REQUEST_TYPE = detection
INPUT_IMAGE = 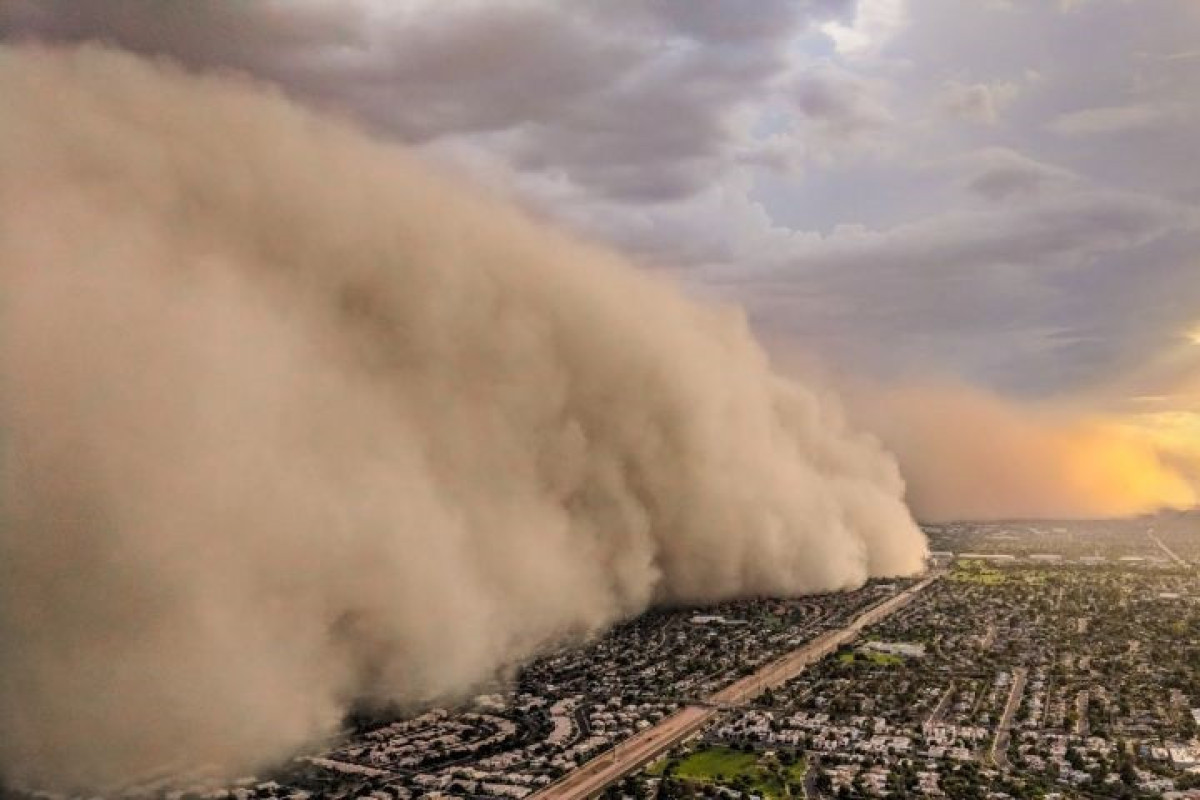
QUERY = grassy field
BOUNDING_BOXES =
[951,561,1049,586]
[760,612,785,631]
[650,746,806,798]
[949,560,1007,584]
[839,650,904,666]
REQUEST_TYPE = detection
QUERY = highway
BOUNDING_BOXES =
[530,571,945,800]
[1147,529,1189,568]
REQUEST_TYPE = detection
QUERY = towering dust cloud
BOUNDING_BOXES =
[844,381,1199,522]
[0,46,927,790]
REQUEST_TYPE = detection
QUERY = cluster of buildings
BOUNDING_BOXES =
[15,579,902,800]
[11,514,1196,800]
[638,517,1199,800]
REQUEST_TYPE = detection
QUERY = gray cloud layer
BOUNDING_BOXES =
[0,0,848,204]
[0,45,925,791]
[5,0,1198,403]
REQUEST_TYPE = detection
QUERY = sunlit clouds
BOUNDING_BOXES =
[820,0,907,57]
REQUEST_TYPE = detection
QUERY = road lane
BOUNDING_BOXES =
[990,667,1027,770]
[1147,529,1189,568]
[531,571,945,800]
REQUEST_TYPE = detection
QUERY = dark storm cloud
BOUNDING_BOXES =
[955,149,1076,202]
[0,2,633,139]
[790,66,892,142]
[716,183,1194,391]
[6,0,1200,446]
[627,0,845,43]
[0,0,850,203]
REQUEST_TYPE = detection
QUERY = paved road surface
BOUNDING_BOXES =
[1075,690,1090,737]
[803,754,821,799]
[990,667,1028,770]
[531,571,945,800]
[1147,529,1189,568]
[531,706,712,800]
[925,681,955,726]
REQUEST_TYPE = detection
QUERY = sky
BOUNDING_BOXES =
[4,0,1200,516]
[0,7,1196,785]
